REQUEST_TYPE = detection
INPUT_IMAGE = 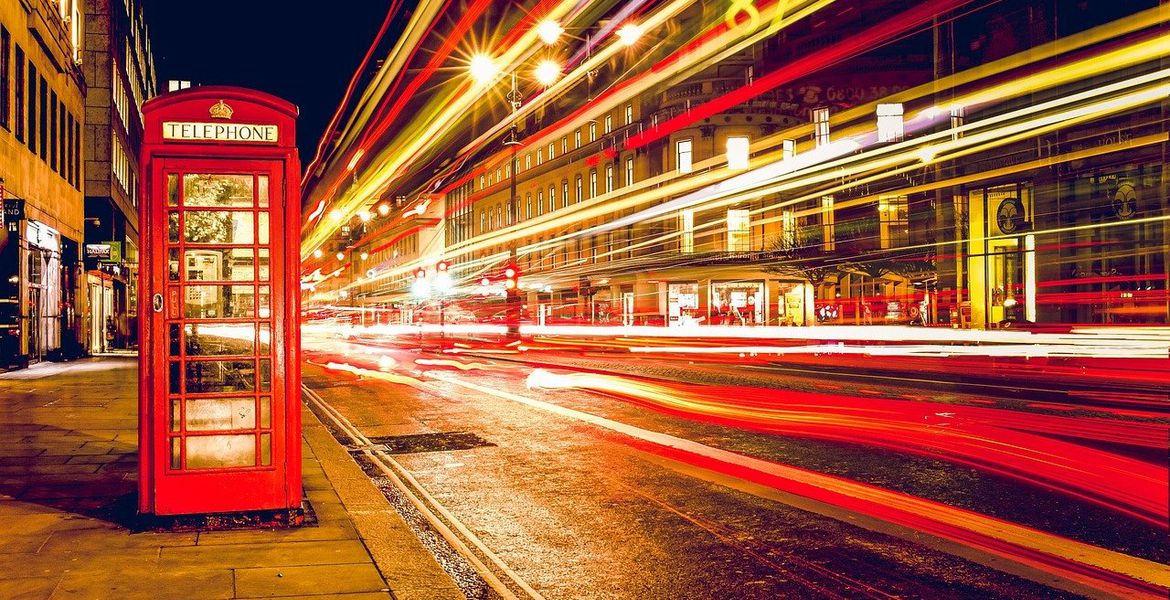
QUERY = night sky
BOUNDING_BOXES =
[143,0,393,166]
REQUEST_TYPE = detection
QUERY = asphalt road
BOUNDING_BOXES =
[301,332,1168,600]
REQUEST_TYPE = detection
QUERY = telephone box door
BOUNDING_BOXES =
[146,158,290,514]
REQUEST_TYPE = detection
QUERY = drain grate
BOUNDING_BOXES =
[367,431,495,454]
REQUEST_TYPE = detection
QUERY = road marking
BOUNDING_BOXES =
[424,369,1170,599]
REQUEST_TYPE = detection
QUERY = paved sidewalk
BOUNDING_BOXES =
[0,357,462,600]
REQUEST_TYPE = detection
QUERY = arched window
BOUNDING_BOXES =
[561,181,569,208]
[548,185,555,212]
[480,210,486,233]
[526,194,533,219]
[575,175,582,203]
[537,191,544,215]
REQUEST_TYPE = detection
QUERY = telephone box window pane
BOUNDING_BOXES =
[260,433,272,466]
[170,400,181,432]
[183,174,254,207]
[169,361,181,394]
[168,324,181,356]
[257,249,270,280]
[259,359,271,392]
[258,323,271,354]
[185,397,256,431]
[184,212,255,244]
[258,212,270,245]
[168,249,180,281]
[257,175,269,208]
[168,213,179,243]
[185,323,257,355]
[184,285,256,319]
[170,438,181,469]
[185,249,258,282]
[259,396,271,428]
[184,360,256,393]
[185,434,255,469]
[258,286,271,318]
[167,174,179,206]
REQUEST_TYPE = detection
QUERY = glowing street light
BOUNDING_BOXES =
[536,20,563,45]
[357,209,371,222]
[359,251,369,260]
[312,249,324,259]
[616,23,642,47]
[377,202,391,216]
[534,59,561,86]
[335,252,346,261]
[329,208,344,221]
[469,53,499,85]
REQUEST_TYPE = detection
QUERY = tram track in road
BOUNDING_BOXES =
[301,382,546,600]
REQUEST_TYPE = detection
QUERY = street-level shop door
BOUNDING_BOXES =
[139,87,301,516]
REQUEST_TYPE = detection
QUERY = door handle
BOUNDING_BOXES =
[153,293,164,313]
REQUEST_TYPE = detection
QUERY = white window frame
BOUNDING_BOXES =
[726,136,750,170]
[727,209,750,252]
[625,157,634,186]
[676,138,693,173]
[680,209,694,254]
[876,103,904,143]
[813,108,831,147]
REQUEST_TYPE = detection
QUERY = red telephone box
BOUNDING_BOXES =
[138,87,301,516]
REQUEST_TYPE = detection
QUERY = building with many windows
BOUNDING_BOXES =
[81,0,157,352]
[0,0,87,367]
[307,0,1168,331]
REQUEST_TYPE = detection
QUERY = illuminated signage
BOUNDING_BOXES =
[162,121,279,143]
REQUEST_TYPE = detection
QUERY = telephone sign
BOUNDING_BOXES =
[138,87,302,517]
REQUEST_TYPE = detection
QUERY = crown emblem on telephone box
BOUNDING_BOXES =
[209,100,234,120]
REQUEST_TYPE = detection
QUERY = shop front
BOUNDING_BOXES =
[710,280,765,326]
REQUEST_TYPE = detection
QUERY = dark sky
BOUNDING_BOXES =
[143,0,393,166]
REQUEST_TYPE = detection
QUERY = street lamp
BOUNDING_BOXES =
[534,59,562,86]
[411,267,429,352]
[434,261,452,350]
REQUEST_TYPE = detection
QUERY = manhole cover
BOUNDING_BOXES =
[368,431,495,454]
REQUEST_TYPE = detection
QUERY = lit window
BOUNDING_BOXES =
[526,194,533,219]
[575,175,582,203]
[676,138,693,173]
[525,154,531,170]
[727,210,750,252]
[950,106,965,141]
[782,139,795,160]
[726,136,750,169]
[625,157,634,186]
[625,104,633,125]
[548,142,554,160]
[605,164,613,193]
[876,103,904,143]
[589,171,597,198]
[561,136,567,155]
[813,108,830,147]
[496,167,502,181]
[537,191,544,215]
[548,185,555,212]
[781,209,796,248]
[589,121,597,142]
[821,196,835,251]
[479,175,485,189]
[505,163,511,177]
[575,130,581,148]
[604,114,612,134]
[537,148,543,165]
[562,181,569,208]
[879,195,909,249]
[680,210,694,254]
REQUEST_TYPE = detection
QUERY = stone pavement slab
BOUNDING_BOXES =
[0,357,461,599]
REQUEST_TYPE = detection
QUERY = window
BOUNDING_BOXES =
[781,209,796,248]
[38,76,47,161]
[625,104,633,125]
[1,26,9,130]
[548,185,555,212]
[526,194,533,219]
[680,209,694,254]
[525,154,531,170]
[879,195,909,249]
[496,167,502,181]
[726,136,749,169]
[575,175,582,203]
[625,157,634,187]
[479,175,485,189]
[876,103,904,143]
[14,45,24,142]
[589,170,597,198]
[548,142,554,160]
[782,139,795,160]
[49,94,58,173]
[506,202,513,225]
[950,106,965,141]
[676,139,693,173]
[537,191,544,215]
[561,181,568,208]
[497,206,503,229]
[821,196,835,251]
[813,107,830,147]
[605,164,613,193]
[604,114,612,134]
[480,210,486,233]
[27,63,36,153]
[561,136,567,155]
[589,121,597,142]
[727,209,750,252]
[505,162,511,177]
[574,130,581,148]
